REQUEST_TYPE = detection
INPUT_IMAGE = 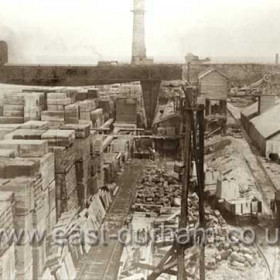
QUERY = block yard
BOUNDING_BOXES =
[1,0,280,279]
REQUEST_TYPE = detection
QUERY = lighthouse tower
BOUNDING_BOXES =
[131,0,148,64]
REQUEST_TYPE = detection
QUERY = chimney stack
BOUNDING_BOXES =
[276,53,279,65]
[131,0,147,64]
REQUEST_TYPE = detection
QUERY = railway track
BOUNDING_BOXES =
[228,104,276,280]
[227,105,278,210]
[75,159,146,280]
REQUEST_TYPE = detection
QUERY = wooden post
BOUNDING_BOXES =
[146,87,204,280]
[189,102,206,280]
[177,87,192,280]
[198,105,206,280]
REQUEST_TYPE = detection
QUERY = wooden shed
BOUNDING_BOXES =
[240,102,258,133]
[248,103,280,157]
[199,68,229,100]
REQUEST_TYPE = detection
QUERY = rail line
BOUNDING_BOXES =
[227,106,278,204]
[228,105,275,280]
[75,159,146,280]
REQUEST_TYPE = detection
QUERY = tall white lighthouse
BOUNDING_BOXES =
[131,0,147,64]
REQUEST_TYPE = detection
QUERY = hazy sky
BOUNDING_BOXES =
[0,0,280,64]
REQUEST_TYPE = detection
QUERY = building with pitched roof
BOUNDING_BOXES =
[247,102,280,157]
[198,68,229,100]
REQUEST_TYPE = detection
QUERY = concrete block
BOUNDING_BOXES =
[15,244,33,276]
[0,149,15,158]
[61,124,90,139]
[64,252,76,280]
[47,105,65,111]
[73,137,91,162]
[0,124,21,140]
[23,107,41,122]
[49,146,75,174]
[14,212,33,232]
[46,207,57,235]
[216,179,240,200]
[33,244,47,280]
[29,153,55,190]
[3,93,25,105]
[41,268,55,280]
[65,103,80,124]
[3,104,24,117]
[45,120,65,129]
[0,140,48,157]
[87,89,99,99]
[20,121,49,130]
[55,262,69,280]
[47,181,56,212]
[42,130,75,147]
[0,244,16,280]
[79,100,97,112]
[0,177,36,215]
[0,158,40,178]
[4,129,46,140]
[0,117,24,124]
[47,92,75,103]
[55,165,77,200]
[41,111,64,122]
[47,97,72,106]
[0,191,15,231]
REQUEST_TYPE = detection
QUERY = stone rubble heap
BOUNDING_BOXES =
[119,163,264,280]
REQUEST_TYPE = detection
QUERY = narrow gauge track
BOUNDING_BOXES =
[228,105,275,279]
[76,159,146,280]
[227,106,278,202]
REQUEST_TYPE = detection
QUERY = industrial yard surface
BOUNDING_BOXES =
[0,0,280,279]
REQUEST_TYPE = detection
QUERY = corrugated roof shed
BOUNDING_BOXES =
[241,102,258,117]
[250,103,280,139]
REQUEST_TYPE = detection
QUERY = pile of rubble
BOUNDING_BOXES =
[118,163,267,280]
[133,166,182,211]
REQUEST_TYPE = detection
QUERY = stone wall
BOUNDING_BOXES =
[183,63,280,86]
